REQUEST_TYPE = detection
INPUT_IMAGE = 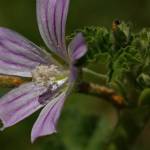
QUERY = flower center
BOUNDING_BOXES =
[32,65,68,89]
[32,65,69,105]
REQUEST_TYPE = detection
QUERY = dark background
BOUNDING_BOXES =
[0,0,150,150]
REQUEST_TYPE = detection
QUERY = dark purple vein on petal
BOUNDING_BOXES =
[14,97,38,114]
[60,0,66,51]
[50,97,64,125]
[41,0,53,46]
[45,0,57,49]
[39,99,59,132]
[1,84,35,105]
[0,39,46,64]
[53,0,58,47]
[4,49,45,64]
[2,91,30,105]
[0,42,45,64]
[0,36,41,57]
[0,59,33,69]
[73,41,85,53]
[7,39,44,59]
[10,96,40,122]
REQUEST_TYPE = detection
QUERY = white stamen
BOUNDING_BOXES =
[32,65,68,88]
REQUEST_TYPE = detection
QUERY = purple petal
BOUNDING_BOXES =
[0,82,47,130]
[37,0,69,59]
[68,33,87,62]
[31,90,66,143]
[0,27,53,77]
[69,66,78,83]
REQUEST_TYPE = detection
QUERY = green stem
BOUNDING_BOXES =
[82,68,107,81]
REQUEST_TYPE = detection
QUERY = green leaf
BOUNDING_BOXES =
[139,88,150,106]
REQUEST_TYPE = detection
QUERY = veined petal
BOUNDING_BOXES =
[68,33,87,62]
[37,0,70,59]
[0,27,53,77]
[31,90,67,143]
[0,82,47,130]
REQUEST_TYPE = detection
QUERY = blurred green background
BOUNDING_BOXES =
[0,0,150,150]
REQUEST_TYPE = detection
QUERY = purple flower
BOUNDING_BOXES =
[0,0,87,142]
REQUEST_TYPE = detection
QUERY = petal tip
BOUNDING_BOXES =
[31,128,57,143]
[68,32,88,61]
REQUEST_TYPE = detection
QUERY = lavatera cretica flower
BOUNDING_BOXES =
[0,0,87,142]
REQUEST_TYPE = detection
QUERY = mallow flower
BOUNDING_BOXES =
[0,0,87,142]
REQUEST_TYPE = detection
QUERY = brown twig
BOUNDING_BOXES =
[0,75,30,88]
[77,81,127,108]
